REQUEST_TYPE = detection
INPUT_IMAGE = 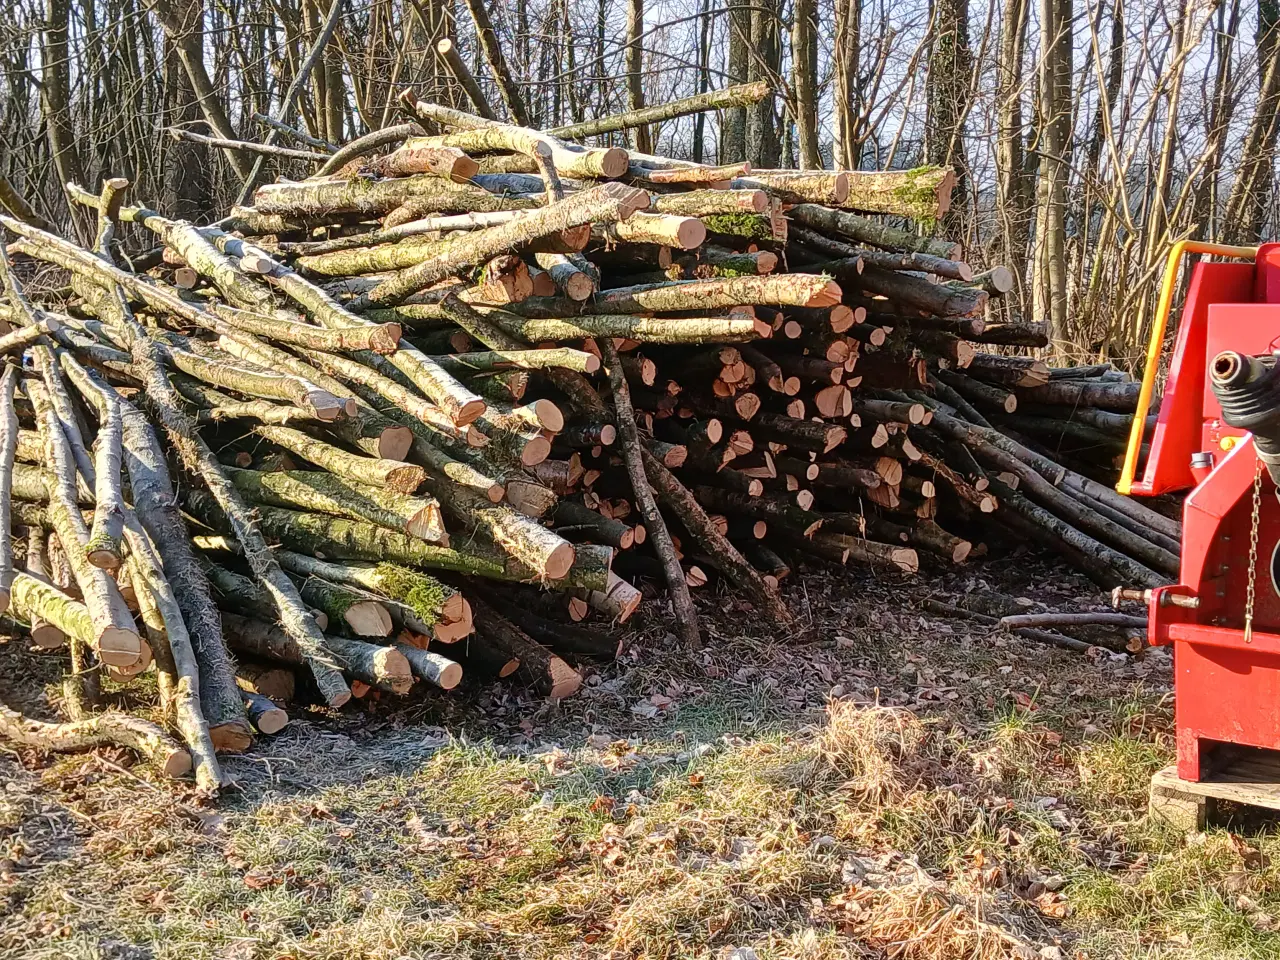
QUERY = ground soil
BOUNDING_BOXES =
[1,549,1277,960]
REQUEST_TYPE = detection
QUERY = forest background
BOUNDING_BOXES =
[0,0,1276,362]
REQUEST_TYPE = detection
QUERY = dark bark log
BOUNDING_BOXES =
[642,448,792,626]
[467,595,581,697]
[601,337,700,646]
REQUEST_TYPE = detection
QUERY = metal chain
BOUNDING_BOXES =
[1245,458,1264,644]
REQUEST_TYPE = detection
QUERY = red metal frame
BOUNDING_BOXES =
[1139,244,1280,780]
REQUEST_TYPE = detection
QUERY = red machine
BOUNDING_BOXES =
[1121,242,1280,782]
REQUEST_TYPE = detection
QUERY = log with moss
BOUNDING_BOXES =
[0,700,192,778]
[226,467,446,542]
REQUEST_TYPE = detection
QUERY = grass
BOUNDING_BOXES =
[3,560,1280,958]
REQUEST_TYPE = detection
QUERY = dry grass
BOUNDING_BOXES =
[825,855,1040,960]
[3,556,1280,959]
[817,700,926,805]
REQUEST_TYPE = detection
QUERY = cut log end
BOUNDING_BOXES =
[160,747,195,779]
[599,147,630,179]
[345,601,395,637]
[987,265,1014,293]
[734,394,761,420]
[935,170,958,218]
[520,434,553,466]
[305,390,346,422]
[436,660,464,689]
[29,622,66,649]
[406,505,446,542]
[373,646,414,695]
[806,280,843,307]
[386,463,428,494]
[564,273,596,302]
[530,398,565,432]
[432,617,474,643]
[85,546,123,571]
[449,156,481,183]
[377,426,415,461]
[543,541,577,581]
[832,171,851,204]
[675,219,708,250]
[96,627,144,667]
[890,548,920,574]
[251,705,290,735]
[368,323,403,354]
[454,398,487,427]
[209,722,255,753]
[547,657,582,699]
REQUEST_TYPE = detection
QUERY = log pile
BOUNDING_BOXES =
[0,87,1176,791]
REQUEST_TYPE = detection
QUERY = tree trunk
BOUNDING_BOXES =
[693,0,712,161]
[832,0,861,169]
[1224,2,1280,241]
[723,0,751,160]
[625,0,652,153]
[161,0,214,222]
[996,0,1030,273]
[1033,0,1072,351]
[459,0,532,125]
[745,0,781,167]
[790,0,820,169]
[41,0,88,239]
[149,0,254,179]
[926,0,972,219]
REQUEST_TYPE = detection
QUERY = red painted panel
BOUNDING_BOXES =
[1135,261,1254,495]
[1253,243,1280,303]
[1175,639,1280,779]
[1140,251,1280,781]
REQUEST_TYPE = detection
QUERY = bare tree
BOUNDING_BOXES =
[792,0,821,168]
[1224,1,1280,241]
[832,0,862,169]
[1033,0,1072,351]
[625,0,651,152]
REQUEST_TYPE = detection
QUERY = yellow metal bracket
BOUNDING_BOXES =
[1116,240,1259,495]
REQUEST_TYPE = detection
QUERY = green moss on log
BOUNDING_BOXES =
[374,563,452,625]
[701,213,773,241]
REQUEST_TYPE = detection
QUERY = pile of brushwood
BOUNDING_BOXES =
[0,84,1178,792]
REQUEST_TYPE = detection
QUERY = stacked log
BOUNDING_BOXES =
[0,87,1174,792]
